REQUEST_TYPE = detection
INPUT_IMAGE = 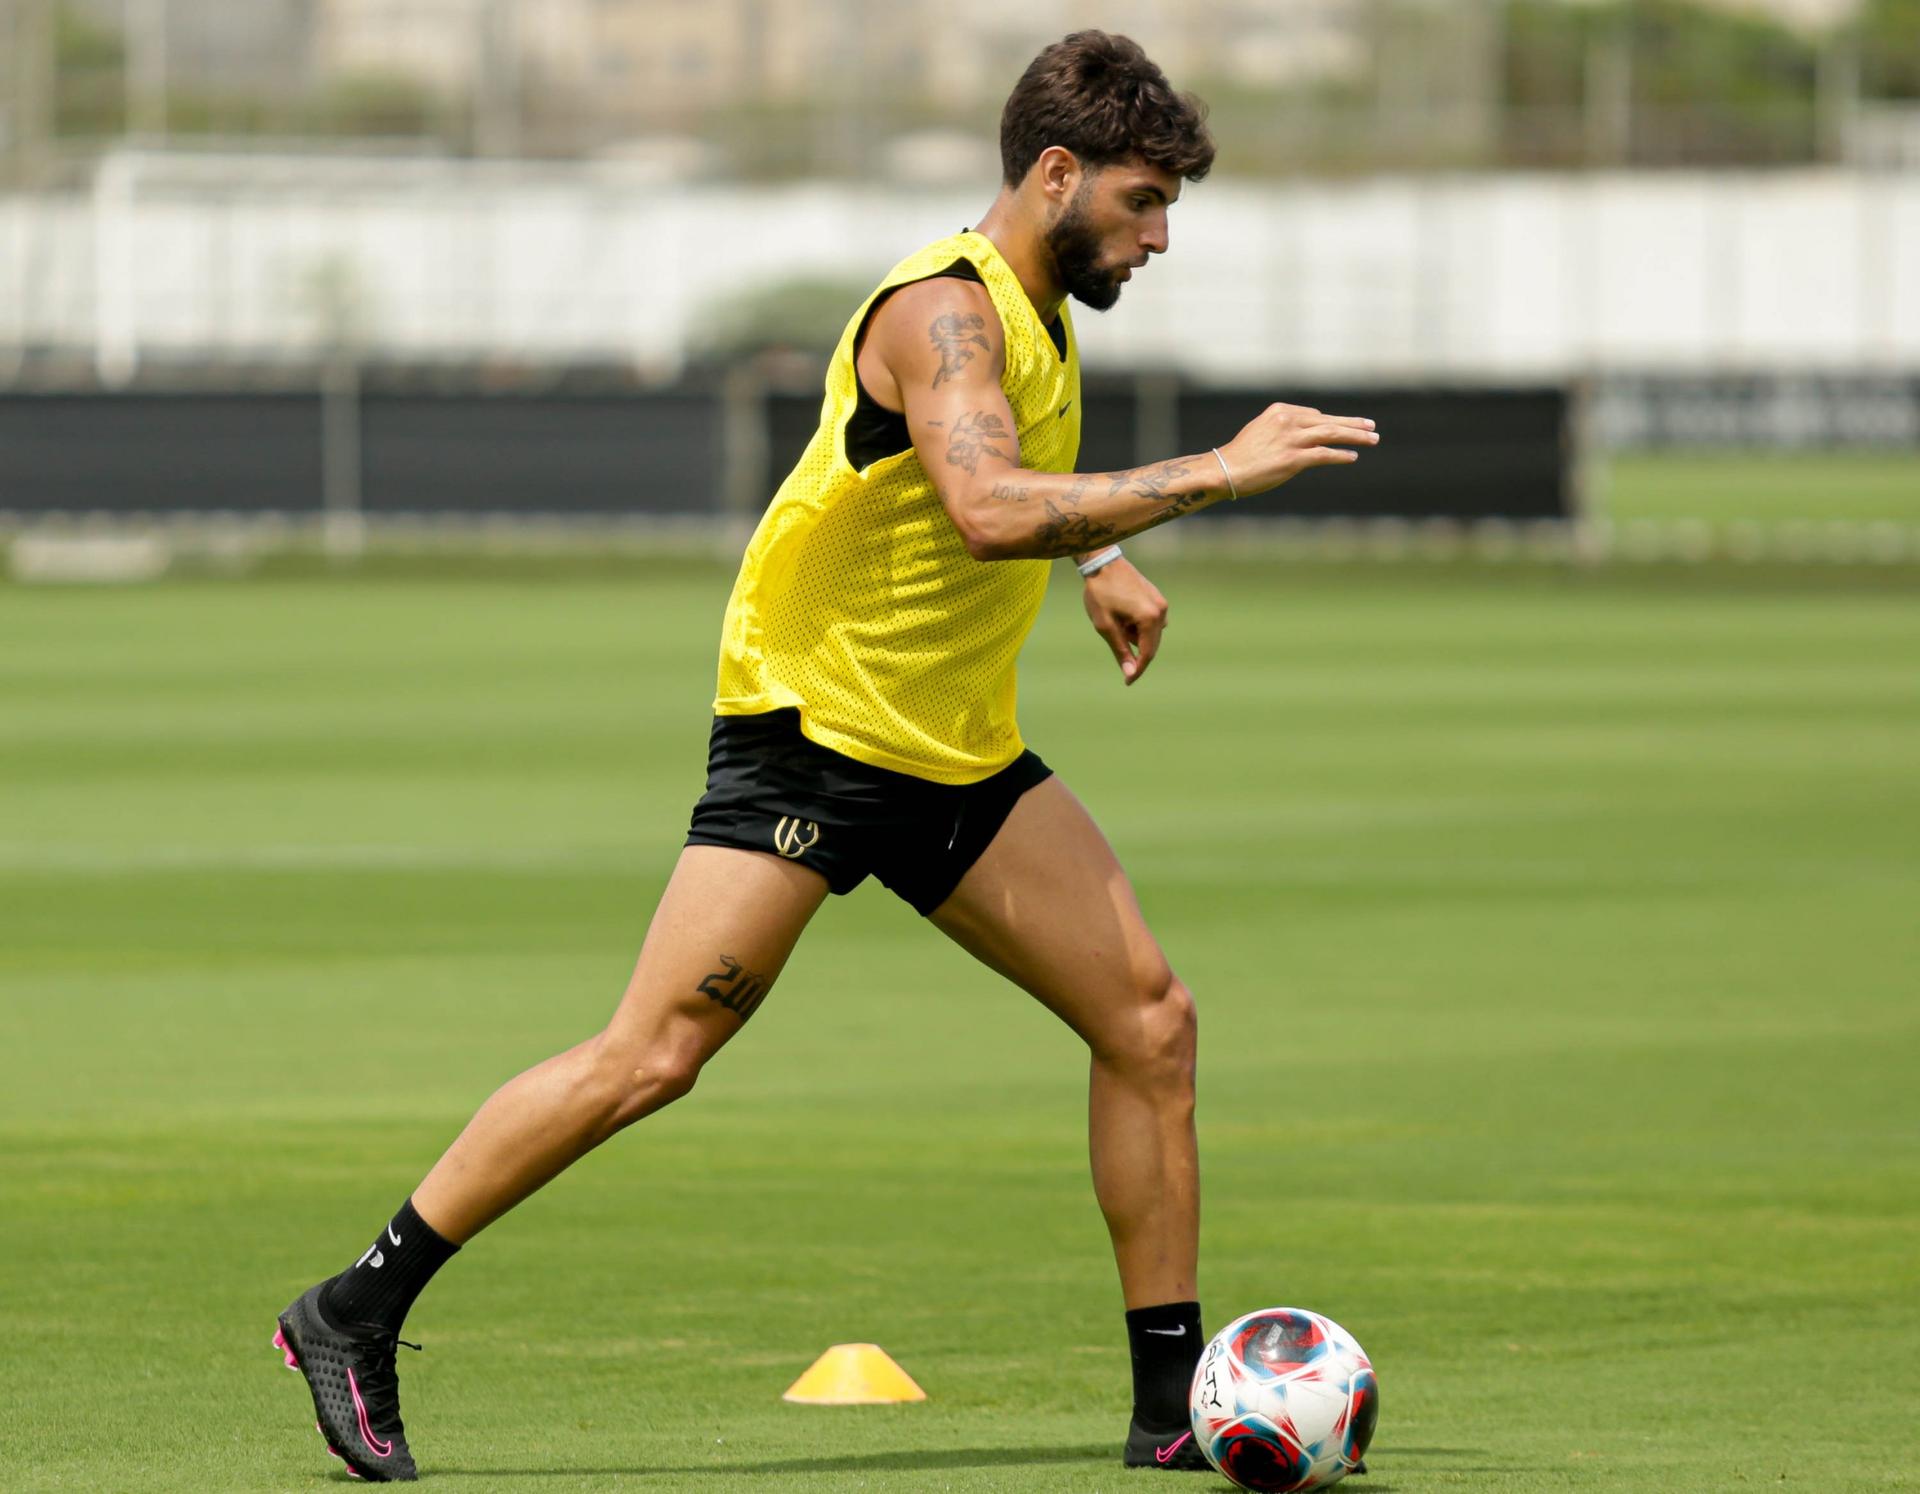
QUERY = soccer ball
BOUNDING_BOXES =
[1188,1307,1378,1492]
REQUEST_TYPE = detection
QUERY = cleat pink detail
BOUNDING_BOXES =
[347,1367,393,1458]
[273,1327,300,1370]
[1155,1432,1193,1464]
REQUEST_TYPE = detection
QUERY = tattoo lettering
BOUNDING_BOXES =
[1035,497,1119,557]
[697,955,772,1022]
[929,312,990,388]
[944,410,1013,475]
[989,482,1031,503]
[1059,473,1093,506]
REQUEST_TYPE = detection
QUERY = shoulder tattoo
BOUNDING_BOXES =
[929,312,991,389]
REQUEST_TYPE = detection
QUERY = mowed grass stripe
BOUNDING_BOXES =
[2,564,1916,1491]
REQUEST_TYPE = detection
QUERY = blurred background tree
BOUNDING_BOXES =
[1861,0,1920,97]
[14,0,1920,179]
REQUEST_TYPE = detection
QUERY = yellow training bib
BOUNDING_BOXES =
[713,230,1082,784]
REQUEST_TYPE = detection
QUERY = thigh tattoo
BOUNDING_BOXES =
[696,955,772,1022]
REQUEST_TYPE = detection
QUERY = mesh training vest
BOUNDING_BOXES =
[713,229,1082,784]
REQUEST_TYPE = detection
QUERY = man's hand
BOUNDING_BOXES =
[1215,403,1379,498]
[1082,557,1169,686]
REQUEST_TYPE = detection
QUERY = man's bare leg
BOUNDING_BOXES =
[929,777,1198,1307]
[275,845,828,1480]
[413,844,829,1242]
[928,776,1204,1463]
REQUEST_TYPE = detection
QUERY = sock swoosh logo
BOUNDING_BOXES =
[1155,1432,1192,1464]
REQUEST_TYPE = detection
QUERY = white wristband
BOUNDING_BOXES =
[1212,447,1240,500]
[1076,544,1124,578]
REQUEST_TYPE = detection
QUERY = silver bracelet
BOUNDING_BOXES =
[1212,447,1240,500]
[1076,544,1124,578]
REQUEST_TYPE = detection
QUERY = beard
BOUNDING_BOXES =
[1045,186,1125,312]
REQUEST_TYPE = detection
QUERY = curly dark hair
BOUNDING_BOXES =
[999,31,1215,187]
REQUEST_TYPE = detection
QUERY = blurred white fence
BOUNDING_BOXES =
[2,150,1918,382]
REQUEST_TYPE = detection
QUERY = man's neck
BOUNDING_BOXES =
[973,191,1065,323]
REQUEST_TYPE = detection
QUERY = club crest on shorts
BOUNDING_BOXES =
[773,816,821,859]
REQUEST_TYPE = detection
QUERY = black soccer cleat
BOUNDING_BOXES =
[273,1280,422,1482]
[1124,1417,1213,1471]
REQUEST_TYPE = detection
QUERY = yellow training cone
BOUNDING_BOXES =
[782,1343,927,1404]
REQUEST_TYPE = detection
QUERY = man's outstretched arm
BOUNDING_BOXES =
[870,277,1381,561]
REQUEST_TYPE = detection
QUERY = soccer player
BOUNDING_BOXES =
[273,30,1378,1481]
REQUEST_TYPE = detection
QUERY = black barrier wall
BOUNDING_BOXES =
[0,378,1575,521]
[1184,388,1570,522]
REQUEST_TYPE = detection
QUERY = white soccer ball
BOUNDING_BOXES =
[1188,1307,1379,1492]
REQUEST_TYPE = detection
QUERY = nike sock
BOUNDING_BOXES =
[321,1198,459,1334]
[1126,1300,1204,1429]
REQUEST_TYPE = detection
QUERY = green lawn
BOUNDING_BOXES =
[3,562,1917,1491]
[1603,450,1920,524]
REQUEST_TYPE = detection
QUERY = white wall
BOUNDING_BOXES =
[3,151,1917,382]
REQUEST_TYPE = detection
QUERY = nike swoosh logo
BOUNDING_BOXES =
[1058,401,1072,417]
[348,1366,394,1458]
[1145,1324,1187,1336]
[388,1224,402,1247]
[1155,1432,1192,1464]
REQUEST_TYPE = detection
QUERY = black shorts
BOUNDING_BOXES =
[685,709,1054,916]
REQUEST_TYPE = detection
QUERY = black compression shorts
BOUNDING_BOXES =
[684,709,1053,916]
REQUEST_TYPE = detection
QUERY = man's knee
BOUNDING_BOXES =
[1101,967,1198,1093]
[584,1029,706,1131]
[1148,976,1199,1085]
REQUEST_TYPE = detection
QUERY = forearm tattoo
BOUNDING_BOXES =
[1108,457,1194,502]
[1138,488,1215,530]
[944,410,1013,475]
[1031,458,1218,554]
[1035,498,1120,556]
[696,955,772,1022]
[929,313,990,388]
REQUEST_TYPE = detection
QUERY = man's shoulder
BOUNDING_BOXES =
[862,271,1004,386]
[870,271,999,331]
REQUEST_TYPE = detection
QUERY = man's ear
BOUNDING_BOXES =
[1033,145,1083,207]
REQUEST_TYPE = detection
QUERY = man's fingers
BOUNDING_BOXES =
[1310,447,1361,465]
[1098,621,1134,674]
[1314,424,1379,447]
[1129,618,1164,686]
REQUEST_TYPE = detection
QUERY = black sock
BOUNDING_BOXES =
[321,1198,459,1334]
[1126,1300,1204,1430]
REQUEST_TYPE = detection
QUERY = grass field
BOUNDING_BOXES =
[1603,451,1920,524]
[4,559,1918,1492]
